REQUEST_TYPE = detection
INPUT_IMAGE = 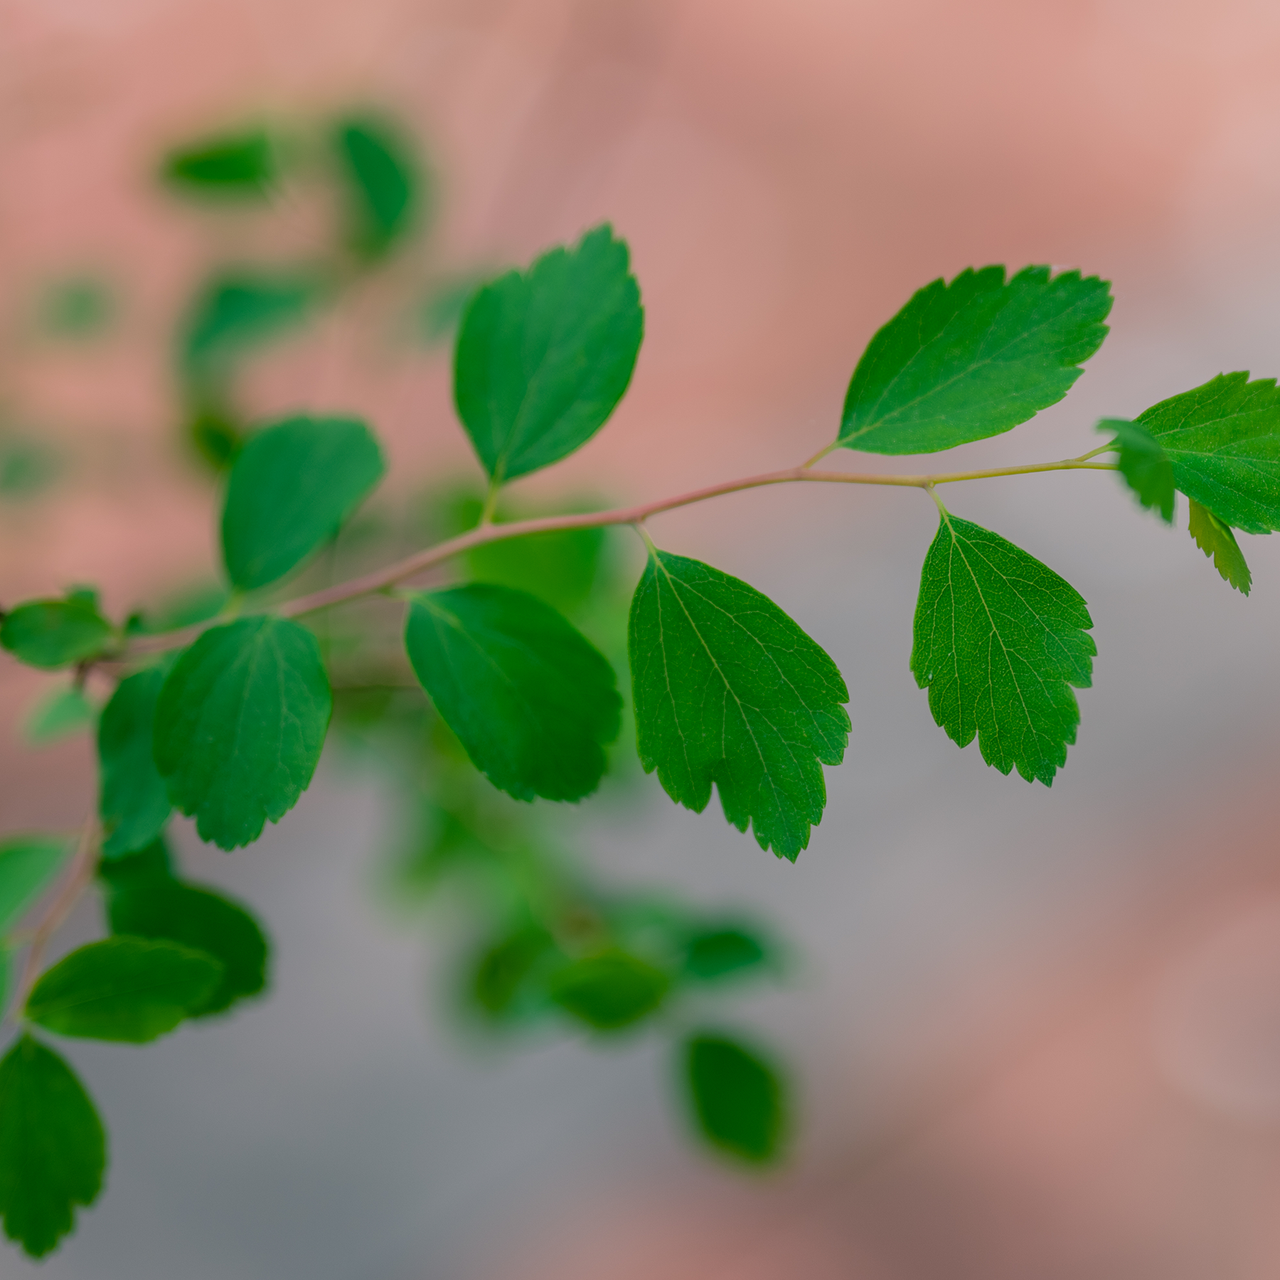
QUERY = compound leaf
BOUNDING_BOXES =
[404,584,620,802]
[25,937,222,1043]
[628,551,849,861]
[162,129,275,199]
[1136,372,1280,534]
[454,225,643,483]
[98,666,172,859]
[681,1032,787,1164]
[1,598,112,670]
[221,415,385,590]
[334,116,420,260]
[547,951,669,1031]
[154,616,332,849]
[1189,498,1251,594]
[911,512,1094,784]
[837,265,1112,455]
[0,1035,105,1259]
[0,835,70,936]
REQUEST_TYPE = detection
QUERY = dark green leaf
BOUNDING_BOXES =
[836,266,1111,455]
[0,835,70,935]
[154,616,332,849]
[467,925,560,1021]
[1188,498,1251,595]
[628,550,849,861]
[682,1033,786,1163]
[25,937,222,1043]
[404,584,620,802]
[24,685,95,745]
[1099,417,1175,522]
[683,926,769,982]
[162,129,275,198]
[0,1035,105,1259]
[98,666,172,859]
[454,225,643,483]
[1,598,112,669]
[547,950,669,1031]
[334,117,420,260]
[182,271,316,376]
[221,415,386,590]
[96,835,172,888]
[185,400,244,471]
[1136,372,1280,534]
[911,512,1094,784]
[107,880,268,1017]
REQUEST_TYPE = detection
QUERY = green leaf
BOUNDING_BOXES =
[25,936,222,1043]
[334,116,420,260]
[681,1032,787,1164]
[1,598,112,670]
[1188,498,1252,595]
[836,265,1112,455]
[404,584,621,802]
[454,224,643,483]
[628,550,849,861]
[910,512,1095,784]
[162,129,275,198]
[467,925,560,1022]
[1099,417,1175,522]
[98,666,172,859]
[547,950,669,1031]
[182,271,316,376]
[221,415,386,590]
[0,948,9,1019]
[107,879,268,1017]
[97,835,172,887]
[154,616,332,849]
[1136,372,1280,534]
[682,926,769,982]
[24,685,95,745]
[0,835,70,936]
[0,1035,105,1259]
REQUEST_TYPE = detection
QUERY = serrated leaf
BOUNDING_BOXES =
[547,951,669,1031]
[628,551,849,861]
[911,512,1095,784]
[98,666,172,859]
[154,616,332,849]
[681,1032,787,1164]
[162,129,275,198]
[1,599,112,670]
[404,584,620,802]
[0,835,70,936]
[0,1035,105,1259]
[25,937,222,1043]
[682,926,769,983]
[182,271,316,377]
[1188,498,1251,594]
[1136,372,1280,534]
[454,224,643,483]
[221,415,385,590]
[836,265,1112,455]
[24,685,95,745]
[1099,417,1175,522]
[334,116,420,260]
[107,879,268,1017]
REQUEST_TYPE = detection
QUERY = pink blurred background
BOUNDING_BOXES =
[7,0,1280,1275]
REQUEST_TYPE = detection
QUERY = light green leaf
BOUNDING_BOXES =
[1099,417,1175,522]
[911,511,1095,784]
[404,584,620,802]
[1,598,112,670]
[98,666,172,859]
[0,1035,105,1259]
[837,265,1112,455]
[25,936,222,1043]
[454,225,643,483]
[1188,498,1251,594]
[162,129,275,199]
[154,616,332,849]
[182,271,316,377]
[628,551,849,861]
[24,685,95,745]
[681,1032,787,1164]
[547,951,669,1031]
[221,415,385,590]
[0,835,70,936]
[1136,372,1280,534]
[334,116,421,260]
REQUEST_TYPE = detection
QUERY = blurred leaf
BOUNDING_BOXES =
[98,666,172,860]
[1099,417,1175,523]
[186,401,245,471]
[419,272,487,344]
[24,685,95,745]
[682,926,769,983]
[0,835,70,935]
[1188,498,1252,594]
[0,946,9,1019]
[467,924,561,1022]
[1,598,113,670]
[96,834,173,888]
[334,116,421,261]
[221,415,385,590]
[0,436,59,501]
[181,271,317,377]
[39,277,114,339]
[681,1033,787,1164]
[133,582,230,635]
[0,1035,105,1259]
[25,936,222,1043]
[162,129,276,199]
[547,950,669,1031]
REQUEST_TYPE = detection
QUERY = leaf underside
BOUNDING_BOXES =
[1188,498,1252,594]
[628,551,849,861]
[910,513,1095,785]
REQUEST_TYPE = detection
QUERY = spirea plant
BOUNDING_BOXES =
[2,175,1275,1255]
